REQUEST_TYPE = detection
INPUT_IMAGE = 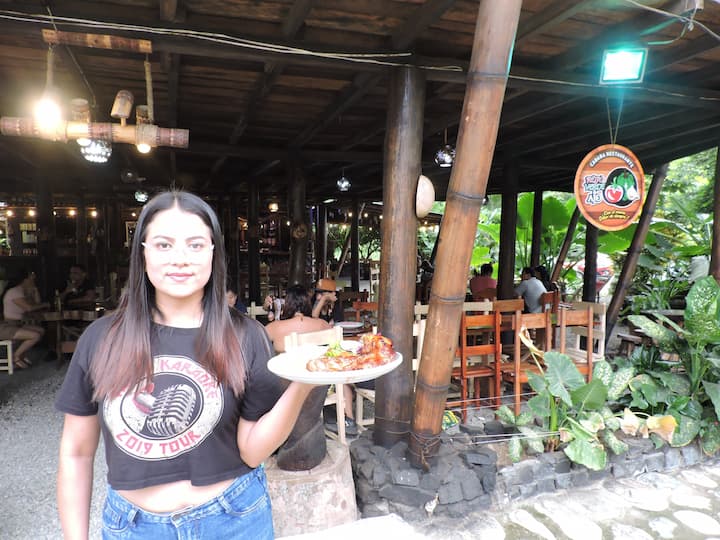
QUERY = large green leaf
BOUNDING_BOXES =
[519,426,545,454]
[608,366,636,400]
[564,438,607,471]
[701,422,720,455]
[495,405,516,425]
[655,372,691,396]
[702,380,720,422]
[578,411,606,434]
[601,429,629,455]
[600,406,621,430]
[527,371,547,394]
[508,435,522,462]
[544,352,586,406]
[670,414,701,447]
[528,394,551,419]
[627,315,678,349]
[541,196,572,229]
[515,411,534,427]
[570,378,609,411]
[593,361,612,387]
[685,276,720,343]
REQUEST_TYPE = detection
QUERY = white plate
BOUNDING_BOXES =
[267,345,402,384]
[336,321,364,329]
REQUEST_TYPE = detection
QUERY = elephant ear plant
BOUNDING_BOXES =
[496,332,675,470]
[628,275,720,453]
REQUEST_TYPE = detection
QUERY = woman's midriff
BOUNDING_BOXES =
[117,477,236,513]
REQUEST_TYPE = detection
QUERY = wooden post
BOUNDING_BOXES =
[288,162,309,286]
[583,223,598,302]
[409,0,522,467]
[497,160,519,300]
[711,148,720,282]
[247,183,261,304]
[530,190,543,268]
[550,207,580,283]
[227,195,240,295]
[351,199,360,291]
[35,173,58,298]
[606,163,669,338]
[374,66,425,448]
[76,197,88,268]
[316,203,328,279]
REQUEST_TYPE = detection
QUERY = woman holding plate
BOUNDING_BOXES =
[55,190,315,539]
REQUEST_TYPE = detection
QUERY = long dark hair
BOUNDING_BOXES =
[90,190,246,399]
[281,285,312,319]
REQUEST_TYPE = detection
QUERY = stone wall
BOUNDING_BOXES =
[350,428,715,522]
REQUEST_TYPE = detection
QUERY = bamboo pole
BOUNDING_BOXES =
[710,148,720,282]
[43,29,152,54]
[409,0,522,467]
[550,207,580,283]
[0,118,189,148]
[374,66,425,448]
[351,199,360,290]
[606,163,669,338]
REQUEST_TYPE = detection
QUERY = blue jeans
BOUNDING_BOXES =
[102,467,274,539]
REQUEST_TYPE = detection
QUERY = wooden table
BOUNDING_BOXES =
[41,309,100,360]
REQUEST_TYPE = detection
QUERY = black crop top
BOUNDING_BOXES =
[55,315,285,490]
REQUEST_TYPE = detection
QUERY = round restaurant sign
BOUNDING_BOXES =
[574,144,645,231]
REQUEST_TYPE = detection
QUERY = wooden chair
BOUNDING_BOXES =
[283,326,348,443]
[447,311,502,422]
[247,301,269,320]
[473,287,498,301]
[501,309,553,415]
[540,290,560,314]
[0,340,13,375]
[557,304,594,381]
[569,301,606,363]
[339,290,369,320]
[350,301,378,322]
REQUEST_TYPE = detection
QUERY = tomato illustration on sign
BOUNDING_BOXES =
[604,184,623,204]
[603,167,639,208]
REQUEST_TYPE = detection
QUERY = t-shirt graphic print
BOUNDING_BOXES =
[103,354,224,461]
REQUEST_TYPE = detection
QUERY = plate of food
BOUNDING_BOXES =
[268,334,402,384]
[336,321,364,330]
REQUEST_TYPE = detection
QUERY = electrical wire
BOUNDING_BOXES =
[620,0,720,43]
[0,10,463,72]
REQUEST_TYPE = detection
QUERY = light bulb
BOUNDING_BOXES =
[34,95,63,136]
[76,137,91,147]
[136,143,152,154]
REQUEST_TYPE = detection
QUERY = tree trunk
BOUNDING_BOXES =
[373,66,425,448]
[606,163,668,338]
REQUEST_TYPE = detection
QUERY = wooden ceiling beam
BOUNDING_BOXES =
[208,0,317,177]
[515,0,596,45]
[181,142,380,162]
[391,0,458,50]
[159,0,186,23]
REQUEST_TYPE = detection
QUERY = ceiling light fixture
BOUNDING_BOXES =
[80,139,112,163]
[134,189,149,203]
[337,168,351,192]
[268,201,279,213]
[34,46,63,139]
[599,48,648,85]
[434,129,455,168]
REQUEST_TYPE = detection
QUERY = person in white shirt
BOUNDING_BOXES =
[0,268,48,368]
[514,267,547,313]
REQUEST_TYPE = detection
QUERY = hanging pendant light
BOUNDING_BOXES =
[434,128,455,168]
[337,168,351,192]
[80,139,112,163]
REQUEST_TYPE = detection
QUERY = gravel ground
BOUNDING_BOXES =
[0,358,107,540]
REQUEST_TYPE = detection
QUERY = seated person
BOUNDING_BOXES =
[226,285,248,314]
[312,278,343,323]
[514,266,548,313]
[0,269,49,369]
[469,263,497,300]
[59,264,97,308]
[534,264,558,292]
[264,284,331,353]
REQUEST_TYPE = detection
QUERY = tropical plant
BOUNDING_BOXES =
[628,276,720,454]
[496,355,636,471]
[622,277,690,317]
